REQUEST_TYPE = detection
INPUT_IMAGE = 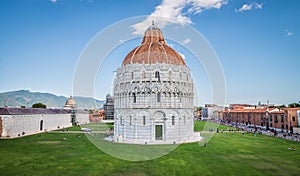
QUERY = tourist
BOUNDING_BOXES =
[288,147,295,151]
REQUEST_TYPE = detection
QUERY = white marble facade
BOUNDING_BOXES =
[0,109,90,138]
[1,113,72,138]
[113,24,196,144]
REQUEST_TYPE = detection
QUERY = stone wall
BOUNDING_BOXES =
[0,117,2,137]
[1,114,72,138]
[76,113,90,125]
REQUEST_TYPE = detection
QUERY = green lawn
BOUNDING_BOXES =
[194,120,237,131]
[0,123,300,176]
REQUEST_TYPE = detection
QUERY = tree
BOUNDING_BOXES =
[269,104,286,109]
[278,104,286,109]
[196,106,202,111]
[288,103,300,108]
[31,103,47,108]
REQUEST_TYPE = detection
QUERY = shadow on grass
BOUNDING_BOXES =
[81,122,179,161]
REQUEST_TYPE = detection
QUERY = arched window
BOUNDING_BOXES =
[121,116,124,125]
[143,116,146,125]
[130,116,132,125]
[131,72,134,80]
[168,71,172,79]
[157,92,161,102]
[172,116,175,125]
[40,120,43,131]
[133,93,136,103]
[142,71,146,79]
[184,116,186,124]
[155,71,160,81]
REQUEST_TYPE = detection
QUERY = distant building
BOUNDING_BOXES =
[63,96,77,125]
[298,110,300,127]
[63,96,77,110]
[194,106,202,118]
[103,94,114,120]
[294,110,300,134]
[99,110,105,120]
[216,104,300,133]
[286,108,300,133]
[89,110,105,122]
[202,104,223,119]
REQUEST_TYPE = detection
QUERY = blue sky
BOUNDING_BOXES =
[0,0,299,106]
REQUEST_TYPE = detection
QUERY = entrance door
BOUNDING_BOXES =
[0,117,2,137]
[71,114,76,126]
[40,120,43,131]
[155,125,163,140]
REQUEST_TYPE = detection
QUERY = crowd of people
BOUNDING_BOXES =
[201,119,300,142]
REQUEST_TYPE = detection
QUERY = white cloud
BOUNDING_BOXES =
[80,0,93,2]
[178,52,186,59]
[50,0,58,3]
[182,38,192,44]
[236,4,251,12]
[132,0,227,35]
[118,39,125,44]
[168,43,175,48]
[285,29,294,36]
[235,2,263,12]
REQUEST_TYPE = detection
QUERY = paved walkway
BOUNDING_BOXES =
[104,132,202,145]
[50,131,109,134]
[206,121,300,142]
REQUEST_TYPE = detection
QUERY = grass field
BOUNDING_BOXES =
[194,120,237,131]
[0,121,300,176]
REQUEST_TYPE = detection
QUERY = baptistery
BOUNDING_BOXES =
[113,23,195,144]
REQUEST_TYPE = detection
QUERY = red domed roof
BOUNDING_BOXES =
[122,23,186,66]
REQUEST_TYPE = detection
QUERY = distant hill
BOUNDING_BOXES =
[0,90,105,109]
